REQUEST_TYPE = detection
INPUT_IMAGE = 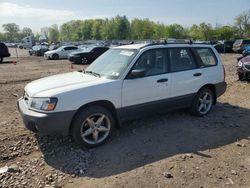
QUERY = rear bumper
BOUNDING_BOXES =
[17,98,75,135]
[215,81,227,97]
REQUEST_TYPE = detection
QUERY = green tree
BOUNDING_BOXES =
[48,24,60,42]
[187,24,201,40]
[215,26,236,40]
[235,9,250,37]
[92,19,104,40]
[2,23,20,42]
[166,24,186,39]
[113,15,130,39]
[21,27,33,37]
[199,22,214,40]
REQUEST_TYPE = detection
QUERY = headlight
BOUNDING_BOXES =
[30,97,57,111]
[238,61,243,67]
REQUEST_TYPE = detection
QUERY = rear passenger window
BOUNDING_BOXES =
[169,48,196,72]
[195,48,217,67]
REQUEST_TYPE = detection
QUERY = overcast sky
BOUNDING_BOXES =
[0,0,249,33]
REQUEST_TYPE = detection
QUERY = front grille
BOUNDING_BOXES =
[244,64,250,70]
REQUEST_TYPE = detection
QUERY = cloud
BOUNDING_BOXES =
[0,2,79,22]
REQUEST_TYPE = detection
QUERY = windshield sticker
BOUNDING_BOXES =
[120,50,134,56]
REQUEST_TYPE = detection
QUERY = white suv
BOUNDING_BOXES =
[18,43,227,147]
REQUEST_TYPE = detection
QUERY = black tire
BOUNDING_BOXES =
[52,54,59,60]
[238,73,246,81]
[81,57,88,64]
[190,88,214,116]
[0,57,3,63]
[71,106,114,148]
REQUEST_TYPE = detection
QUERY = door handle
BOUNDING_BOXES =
[157,78,168,83]
[193,73,202,77]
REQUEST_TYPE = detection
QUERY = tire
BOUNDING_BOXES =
[238,73,246,81]
[190,88,214,116]
[0,57,3,63]
[71,106,114,148]
[52,54,59,60]
[81,57,88,64]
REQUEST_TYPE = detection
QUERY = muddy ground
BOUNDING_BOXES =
[0,48,249,188]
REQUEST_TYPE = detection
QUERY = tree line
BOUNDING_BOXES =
[1,9,250,43]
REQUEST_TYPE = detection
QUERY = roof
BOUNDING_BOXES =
[114,42,213,50]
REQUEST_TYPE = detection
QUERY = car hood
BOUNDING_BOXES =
[45,49,57,54]
[241,55,250,64]
[25,71,109,97]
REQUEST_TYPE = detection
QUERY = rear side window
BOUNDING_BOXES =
[195,48,217,67]
[169,48,197,72]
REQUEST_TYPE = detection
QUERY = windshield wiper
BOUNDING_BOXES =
[83,70,101,77]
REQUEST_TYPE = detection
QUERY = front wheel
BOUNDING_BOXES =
[238,73,246,81]
[71,106,114,148]
[52,54,59,60]
[190,88,214,116]
[0,57,3,63]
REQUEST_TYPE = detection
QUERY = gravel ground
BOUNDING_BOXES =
[0,48,249,188]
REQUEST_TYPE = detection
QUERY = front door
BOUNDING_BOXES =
[121,49,171,117]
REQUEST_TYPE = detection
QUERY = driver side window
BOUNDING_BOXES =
[133,49,168,77]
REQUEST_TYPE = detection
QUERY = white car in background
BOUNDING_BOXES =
[44,45,79,60]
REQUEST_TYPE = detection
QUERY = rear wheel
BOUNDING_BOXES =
[52,54,59,60]
[0,57,3,63]
[71,106,114,148]
[190,88,214,116]
[81,57,88,64]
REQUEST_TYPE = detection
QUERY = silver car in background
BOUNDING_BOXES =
[44,45,79,60]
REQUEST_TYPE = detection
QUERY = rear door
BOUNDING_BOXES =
[169,47,203,102]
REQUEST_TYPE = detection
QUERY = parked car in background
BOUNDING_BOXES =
[29,45,49,56]
[214,40,234,53]
[0,43,11,63]
[68,46,109,64]
[237,55,250,80]
[44,45,79,60]
[233,39,250,53]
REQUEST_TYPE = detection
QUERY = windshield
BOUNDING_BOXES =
[85,48,138,79]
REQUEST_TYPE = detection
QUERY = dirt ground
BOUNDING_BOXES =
[0,48,249,188]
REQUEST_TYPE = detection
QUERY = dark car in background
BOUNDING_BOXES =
[214,40,234,53]
[68,46,109,64]
[233,39,250,53]
[0,43,11,63]
[29,45,49,56]
[237,55,250,80]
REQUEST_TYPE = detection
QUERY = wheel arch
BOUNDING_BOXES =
[69,100,121,134]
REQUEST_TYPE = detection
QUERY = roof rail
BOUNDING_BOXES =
[143,39,194,48]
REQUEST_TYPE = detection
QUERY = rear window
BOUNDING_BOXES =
[234,40,243,45]
[195,48,217,67]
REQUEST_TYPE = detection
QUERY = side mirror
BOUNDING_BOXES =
[128,69,146,79]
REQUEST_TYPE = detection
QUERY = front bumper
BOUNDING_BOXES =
[17,98,75,135]
[44,54,51,60]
